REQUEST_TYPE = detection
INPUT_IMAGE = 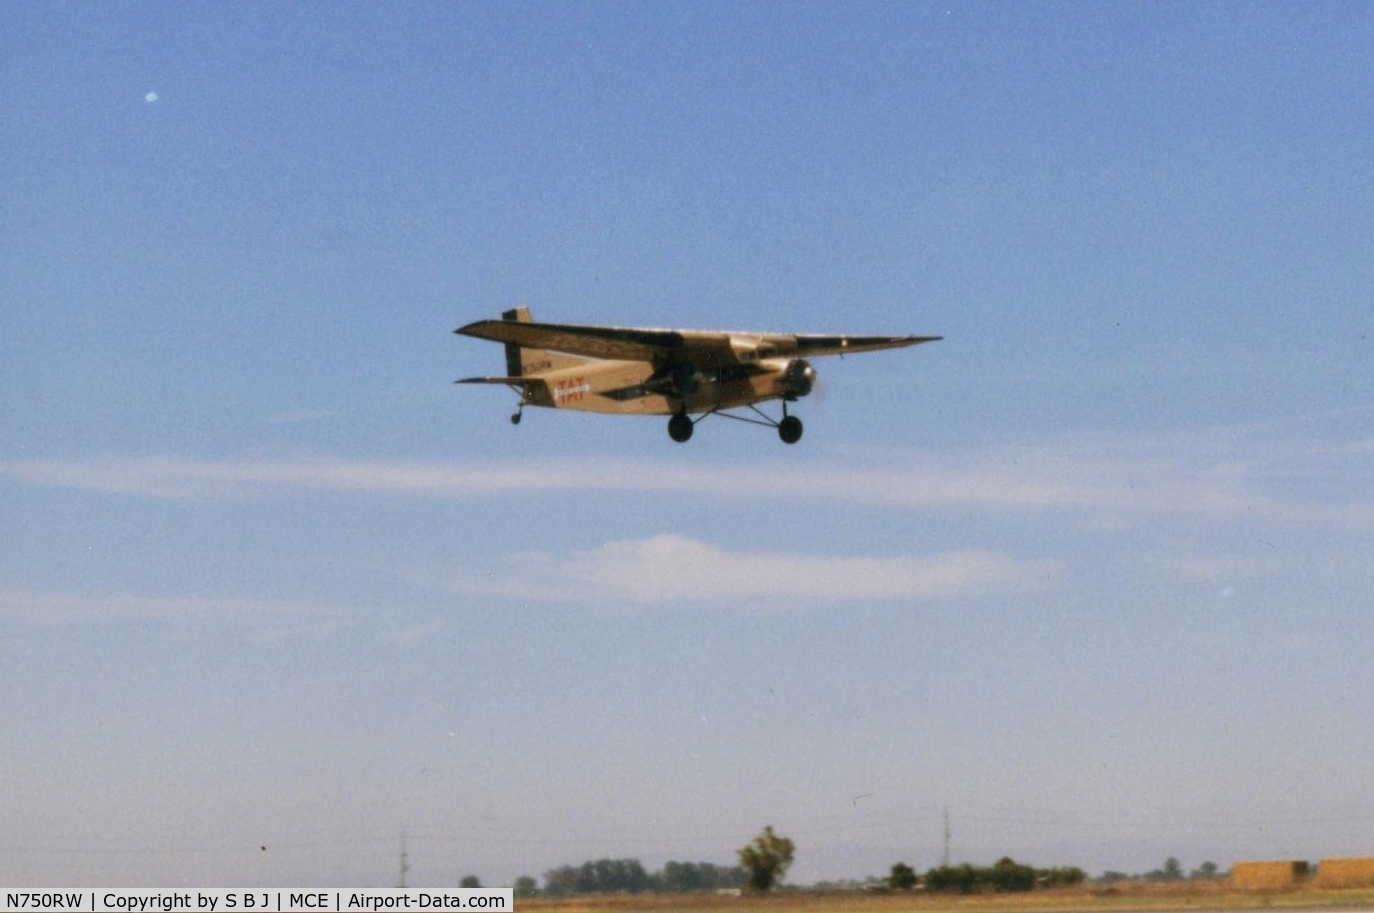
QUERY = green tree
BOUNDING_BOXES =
[925,864,978,893]
[737,826,795,892]
[511,876,538,898]
[659,861,748,893]
[888,862,918,891]
[988,857,1036,892]
[459,876,481,889]
[1146,857,1185,882]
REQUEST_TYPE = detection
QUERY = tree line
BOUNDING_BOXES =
[519,854,1084,897]
[520,824,790,897]
[494,828,1218,897]
[534,859,748,896]
[889,857,1086,893]
[1101,857,1223,883]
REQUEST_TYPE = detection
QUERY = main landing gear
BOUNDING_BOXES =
[668,411,694,442]
[667,402,804,444]
[777,414,803,444]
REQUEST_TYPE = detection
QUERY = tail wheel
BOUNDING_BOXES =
[778,415,803,444]
[668,412,694,443]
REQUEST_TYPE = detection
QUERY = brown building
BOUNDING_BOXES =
[1230,860,1309,891]
[1314,858,1374,889]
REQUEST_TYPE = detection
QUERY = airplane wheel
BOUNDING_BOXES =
[668,412,694,443]
[510,412,522,425]
[778,415,803,444]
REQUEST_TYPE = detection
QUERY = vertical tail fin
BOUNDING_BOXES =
[500,306,589,376]
[501,307,530,377]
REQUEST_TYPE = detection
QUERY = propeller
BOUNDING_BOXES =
[810,374,827,404]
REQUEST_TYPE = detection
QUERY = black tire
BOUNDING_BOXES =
[778,415,803,444]
[668,412,694,442]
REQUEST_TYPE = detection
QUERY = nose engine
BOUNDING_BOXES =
[782,358,817,398]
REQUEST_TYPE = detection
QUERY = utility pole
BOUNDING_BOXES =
[399,828,410,889]
[942,807,951,868]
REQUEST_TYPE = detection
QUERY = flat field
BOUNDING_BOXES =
[517,885,1374,913]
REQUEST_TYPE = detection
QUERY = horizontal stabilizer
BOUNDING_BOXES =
[455,376,533,385]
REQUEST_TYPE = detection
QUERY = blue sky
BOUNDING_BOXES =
[3,0,1373,890]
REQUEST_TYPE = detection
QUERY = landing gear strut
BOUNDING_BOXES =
[664,403,804,444]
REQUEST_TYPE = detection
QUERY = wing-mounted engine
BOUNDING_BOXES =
[643,359,703,398]
[669,362,700,396]
[780,358,816,399]
[651,337,782,397]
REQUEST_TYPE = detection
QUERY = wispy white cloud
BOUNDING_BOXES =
[439,534,1061,606]
[0,455,605,500]
[2,415,1369,526]
[0,589,451,646]
[0,588,334,626]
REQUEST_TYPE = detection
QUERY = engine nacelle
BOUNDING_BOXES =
[669,362,700,395]
[781,358,817,398]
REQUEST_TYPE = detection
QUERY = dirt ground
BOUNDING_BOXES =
[515,883,1374,913]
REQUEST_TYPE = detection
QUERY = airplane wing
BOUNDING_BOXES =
[455,319,940,367]
[456,319,687,362]
[786,333,943,357]
[454,376,534,385]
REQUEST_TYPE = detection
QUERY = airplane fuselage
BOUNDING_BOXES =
[520,357,810,416]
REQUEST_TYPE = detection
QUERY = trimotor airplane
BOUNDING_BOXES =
[454,307,941,443]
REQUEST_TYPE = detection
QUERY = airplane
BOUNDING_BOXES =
[454,307,941,443]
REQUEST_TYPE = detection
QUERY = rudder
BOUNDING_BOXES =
[501,306,530,376]
[500,306,588,376]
